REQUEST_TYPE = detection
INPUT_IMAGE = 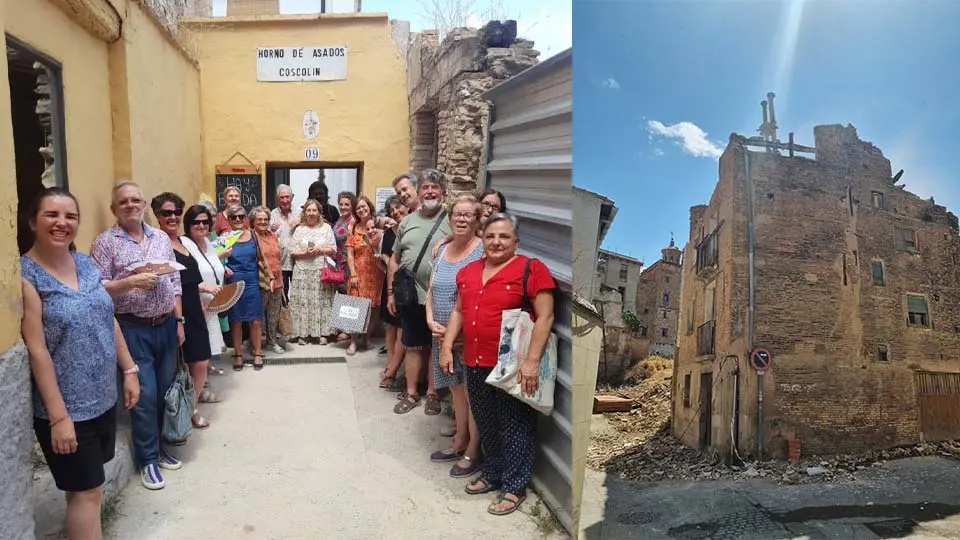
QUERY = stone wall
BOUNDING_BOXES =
[0,344,34,540]
[406,23,538,192]
[675,124,960,459]
[599,327,650,385]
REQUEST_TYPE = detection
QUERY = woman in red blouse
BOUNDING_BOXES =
[439,213,555,516]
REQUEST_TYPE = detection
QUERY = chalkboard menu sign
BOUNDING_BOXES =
[215,174,262,210]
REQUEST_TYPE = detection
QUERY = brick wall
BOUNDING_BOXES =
[635,260,682,357]
[675,125,960,459]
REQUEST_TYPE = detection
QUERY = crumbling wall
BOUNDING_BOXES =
[407,24,538,192]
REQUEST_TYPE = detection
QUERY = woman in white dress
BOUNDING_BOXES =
[289,199,338,344]
[182,205,227,400]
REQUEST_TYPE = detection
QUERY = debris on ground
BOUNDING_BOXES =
[593,395,634,413]
[587,355,960,485]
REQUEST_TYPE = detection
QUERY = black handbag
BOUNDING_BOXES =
[393,211,446,307]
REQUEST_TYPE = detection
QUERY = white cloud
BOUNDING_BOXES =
[652,148,665,157]
[646,120,725,159]
[601,77,620,90]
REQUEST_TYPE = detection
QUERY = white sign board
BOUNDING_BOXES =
[257,47,348,82]
[304,146,320,161]
[375,187,394,213]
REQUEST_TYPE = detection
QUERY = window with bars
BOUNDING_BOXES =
[619,263,628,281]
[907,294,929,327]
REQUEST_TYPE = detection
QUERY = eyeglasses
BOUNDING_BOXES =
[453,212,476,219]
[157,208,183,218]
[481,202,500,210]
[191,219,211,227]
[229,214,247,221]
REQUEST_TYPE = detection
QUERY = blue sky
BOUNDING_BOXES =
[212,0,571,58]
[574,0,960,267]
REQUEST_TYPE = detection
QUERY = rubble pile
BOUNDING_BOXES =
[587,357,960,484]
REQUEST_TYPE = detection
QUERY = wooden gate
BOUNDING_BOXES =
[915,371,960,442]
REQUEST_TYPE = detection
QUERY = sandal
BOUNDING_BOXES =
[191,411,210,429]
[440,425,456,437]
[232,355,243,371]
[379,373,395,389]
[465,475,501,495]
[253,354,264,371]
[430,448,465,463]
[424,394,442,416]
[208,364,225,376]
[450,455,480,478]
[198,389,222,404]
[393,393,421,414]
[488,492,526,516]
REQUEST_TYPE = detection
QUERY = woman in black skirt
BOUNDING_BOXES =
[378,195,408,389]
[151,193,219,429]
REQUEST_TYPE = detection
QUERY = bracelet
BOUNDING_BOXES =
[122,365,139,375]
[50,415,69,427]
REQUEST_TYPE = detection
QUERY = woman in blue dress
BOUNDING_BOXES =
[222,204,264,371]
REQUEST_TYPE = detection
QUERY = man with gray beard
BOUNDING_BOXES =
[387,170,451,415]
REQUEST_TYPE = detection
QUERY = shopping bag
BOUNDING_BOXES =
[162,349,195,443]
[278,296,294,337]
[484,308,558,415]
[331,292,371,334]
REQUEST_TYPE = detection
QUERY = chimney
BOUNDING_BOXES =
[226,0,280,16]
[761,100,769,125]
[767,92,777,125]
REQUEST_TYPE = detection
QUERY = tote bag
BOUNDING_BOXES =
[484,260,558,415]
[162,348,195,443]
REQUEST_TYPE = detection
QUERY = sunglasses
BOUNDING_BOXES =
[191,219,211,227]
[229,214,247,221]
[157,208,183,218]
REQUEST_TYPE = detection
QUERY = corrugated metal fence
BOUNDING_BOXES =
[480,48,577,536]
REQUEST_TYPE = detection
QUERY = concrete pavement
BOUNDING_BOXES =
[105,342,562,540]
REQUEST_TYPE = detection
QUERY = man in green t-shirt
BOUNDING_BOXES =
[387,169,452,416]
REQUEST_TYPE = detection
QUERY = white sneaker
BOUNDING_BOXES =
[141,464,165,490]
[270,344,285,354]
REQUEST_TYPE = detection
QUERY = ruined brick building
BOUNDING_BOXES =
[596,249,643,313]
[636,239,683,358]
[674,95,960,460]
[406,23,539,192]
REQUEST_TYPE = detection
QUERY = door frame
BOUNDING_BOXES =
[263,161,364,209]
[699,371,713,450]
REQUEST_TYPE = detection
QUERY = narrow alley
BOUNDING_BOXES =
[102,344,562,540]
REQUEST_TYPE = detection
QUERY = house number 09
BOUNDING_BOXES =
[304,146,320,161]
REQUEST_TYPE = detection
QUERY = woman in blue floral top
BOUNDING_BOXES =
[20,187,140,540]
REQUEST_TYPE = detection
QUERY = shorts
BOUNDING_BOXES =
[34,406,117,492]
[399,303,432,349]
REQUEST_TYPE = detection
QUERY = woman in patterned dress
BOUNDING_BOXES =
[330,192,356,342]
[289,199,338,344]
[345,195,383,356]
[426,194,485,478]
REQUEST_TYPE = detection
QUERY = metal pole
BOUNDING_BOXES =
[757,371,764,460]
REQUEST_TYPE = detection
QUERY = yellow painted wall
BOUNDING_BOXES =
[121,2,204,209]
[183,14,410,202]
[0,0,22,349]
[5,0,115,247]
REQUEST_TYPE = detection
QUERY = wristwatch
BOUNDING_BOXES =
[176,317,185,324]
[122,365,140,375]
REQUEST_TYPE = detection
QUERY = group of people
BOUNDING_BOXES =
[21,168,557,540]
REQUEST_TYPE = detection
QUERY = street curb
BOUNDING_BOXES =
[33,425,134,539]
